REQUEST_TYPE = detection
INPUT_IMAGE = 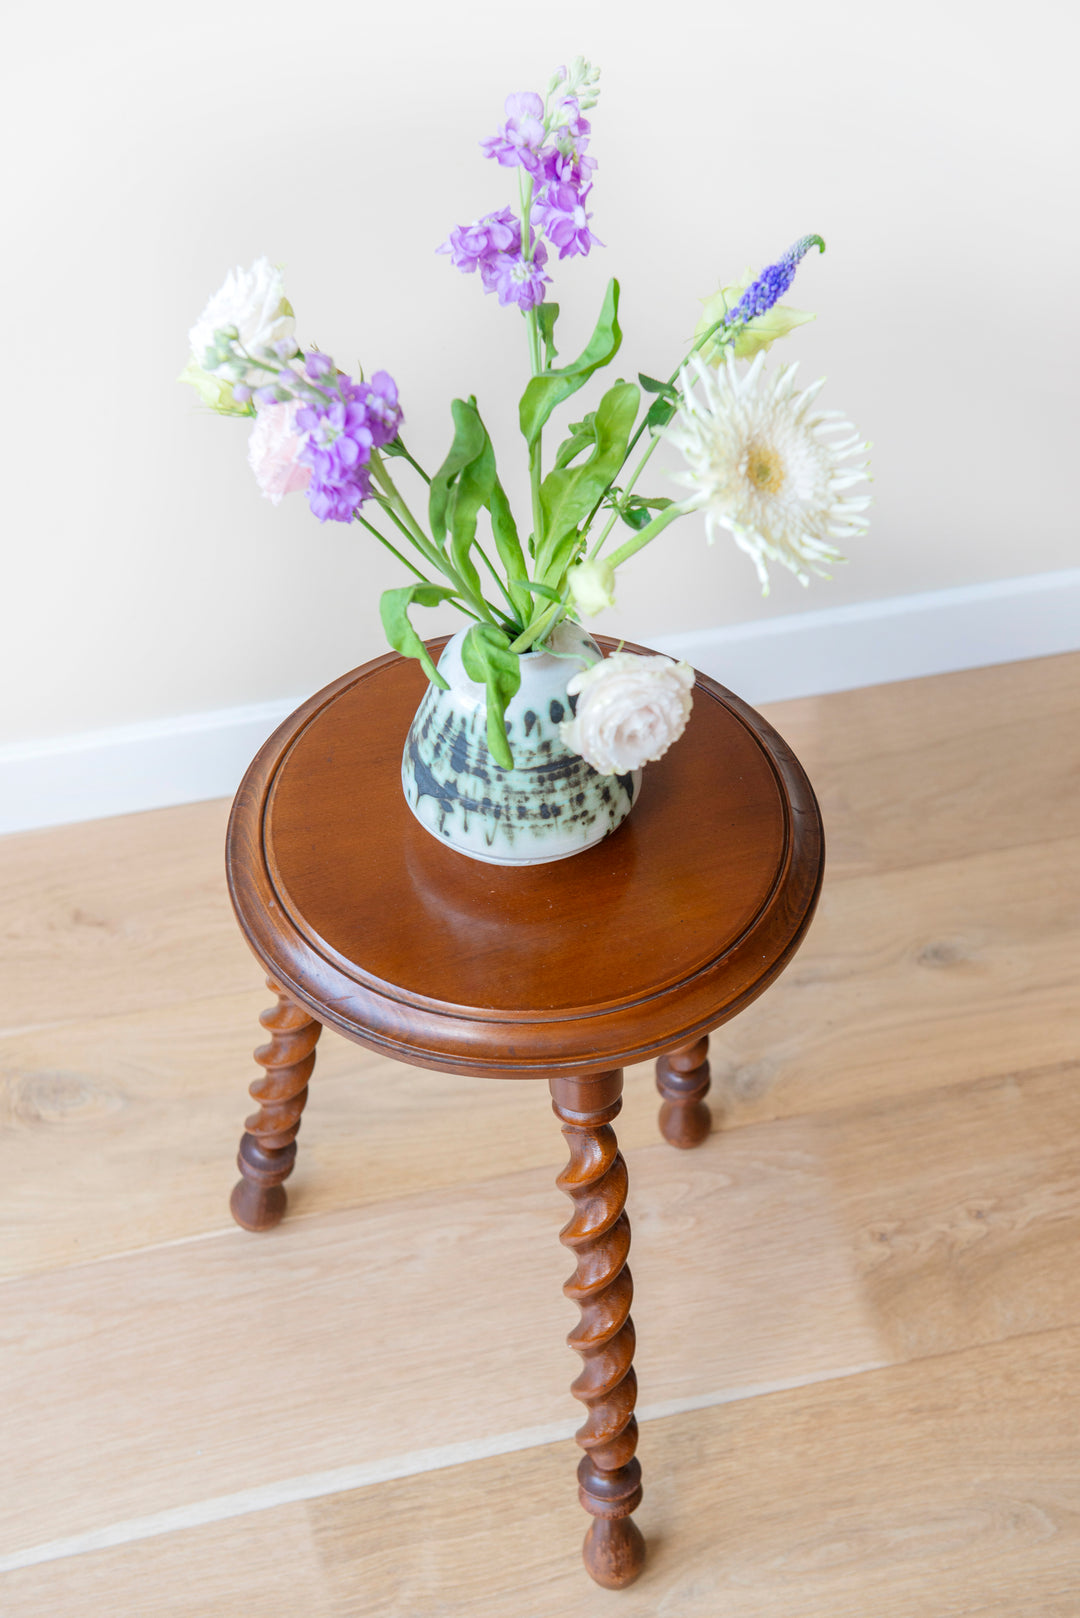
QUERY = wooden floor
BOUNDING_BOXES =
[1,652,1078,1617]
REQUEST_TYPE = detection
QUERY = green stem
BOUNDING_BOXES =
[518,170,546,561]
[578,317,740,544]
[356,516,433,585]
[605,500,694,571]
[389,435,432,485]
[508,595,567,655]
[589,433,663,558]
[474,541,526,629]
[370,452,499,626]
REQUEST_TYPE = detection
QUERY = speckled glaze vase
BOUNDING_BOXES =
[402,621,641,866]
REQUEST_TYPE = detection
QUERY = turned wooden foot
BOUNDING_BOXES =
[656,1034,711,1148]
[230,977,321,1231]
[550,1071,646,1590]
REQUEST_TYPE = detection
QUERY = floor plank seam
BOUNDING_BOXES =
[0,1360,889,1574]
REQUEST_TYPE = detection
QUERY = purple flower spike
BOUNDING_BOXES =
[305,350,334,380]
[538,144,597,191]
[480,91,547,173]
[724,235,826,327]
[359,371,403,448]
[489,240,550,311]
[549,95,590,152]
[290,366,402,523]
[533,182,603,260]
[438,207,521,275]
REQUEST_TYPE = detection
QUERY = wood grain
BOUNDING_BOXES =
[0,652,1076,1611]
[0,799,252,1037]
[5,1058,1080,1561]
[761,650,1080,879]
[0,1504,335,1618]
[2,835,1076,1278]
[309,1324,1080,1618]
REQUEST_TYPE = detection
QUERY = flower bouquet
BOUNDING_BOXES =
[183,58,870,864]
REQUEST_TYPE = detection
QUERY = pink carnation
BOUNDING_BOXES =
[247,401,312,505]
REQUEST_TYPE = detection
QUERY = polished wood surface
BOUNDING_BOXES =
[655,1034,711,1147]
[230,978,321,1232]
[2,653,1077,1615]
[550,1070,644,1588]
[226,637,825,1077]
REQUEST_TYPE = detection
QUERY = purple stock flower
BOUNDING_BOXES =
[724,235,826,327]
[533,182,602,260]
[437,207,520,274]
[289,365,403,524]
[548,96,590,154]
[480,91,547,173]
[538,143,597,191]
[489,240,550,311]
[359,370,402,449]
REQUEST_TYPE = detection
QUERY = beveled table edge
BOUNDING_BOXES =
[226,639,825,1079]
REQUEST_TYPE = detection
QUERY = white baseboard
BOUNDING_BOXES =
[2,568,1077,836]
[648,567,1080,705]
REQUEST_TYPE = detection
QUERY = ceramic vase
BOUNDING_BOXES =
[401,621,640,866]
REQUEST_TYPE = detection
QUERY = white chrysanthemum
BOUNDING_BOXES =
[668,351,871,591]
[188,256,294,378]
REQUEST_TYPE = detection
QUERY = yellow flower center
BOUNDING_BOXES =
[745,441,785,494]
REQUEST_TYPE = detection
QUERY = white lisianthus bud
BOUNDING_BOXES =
[566,557,616,616]
[188,257,295,378]
[560,653,694,776]
[176,356,253,416]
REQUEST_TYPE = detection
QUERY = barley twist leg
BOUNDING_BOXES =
[550,1070,645,1590]
[230,977,321,1231]
[656,1033,711,1148]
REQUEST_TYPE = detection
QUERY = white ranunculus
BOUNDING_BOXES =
[559,652,694,775]
[188,257,295,376]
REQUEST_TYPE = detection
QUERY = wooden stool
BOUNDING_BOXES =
[225,638,824,1589]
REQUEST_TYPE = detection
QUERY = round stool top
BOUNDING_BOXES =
[227,639,824,1079]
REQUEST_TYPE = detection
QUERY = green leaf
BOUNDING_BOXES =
[638,372,677,398]
[552,410,597,471]
[460,623,521,770]
[429,397,486,547]
[645,395,678,433]
[488,480,531,624]
[518,279,622,447]
[536,381,640,581]
[379,583,458,686]
[620,495,675,532]
[536,302,560,366]
[521,580,564,603]
[448,414,495,605]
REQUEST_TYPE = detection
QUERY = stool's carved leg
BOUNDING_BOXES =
[230,977,321,1232]
[656,1034,711,1149]
[550,1071,645,1590]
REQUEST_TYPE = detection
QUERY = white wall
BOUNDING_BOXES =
[2,0,1077,754]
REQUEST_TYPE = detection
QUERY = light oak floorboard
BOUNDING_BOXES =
[762,650,1080,880]
[309,1324,1080,1618]
[6,1328,1075,1618]
[2,835,1075,1276]
[4,1060,1079,1561]
[0,1503,335,1618]
[0,799,252,1036]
